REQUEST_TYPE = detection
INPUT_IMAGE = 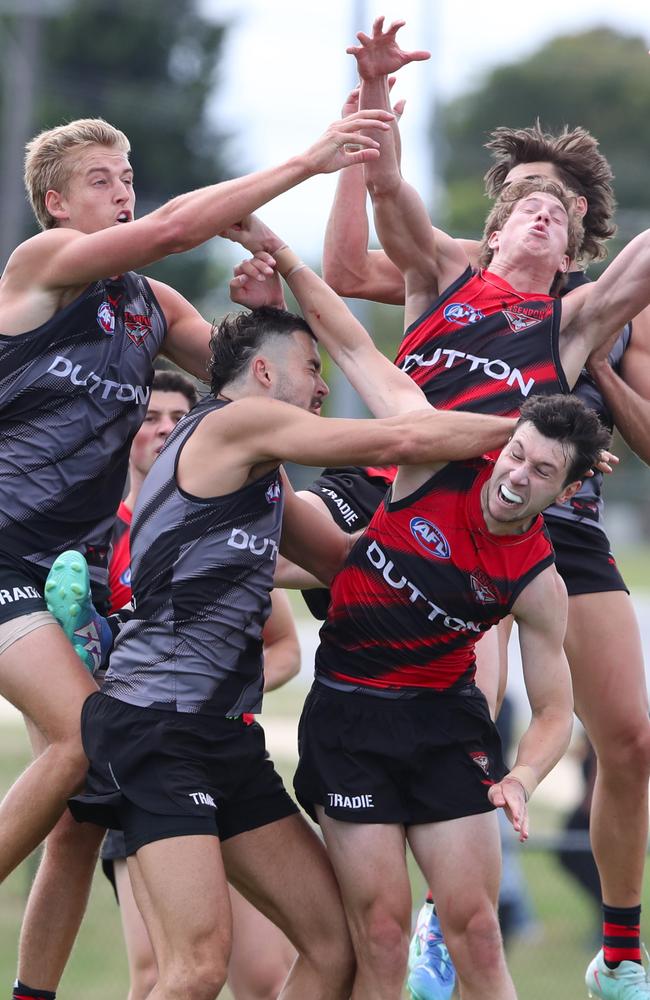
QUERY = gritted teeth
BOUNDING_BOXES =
[499,484,524,505]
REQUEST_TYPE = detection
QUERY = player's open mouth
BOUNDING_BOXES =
[116,212,130,223]
[498,484,524,505]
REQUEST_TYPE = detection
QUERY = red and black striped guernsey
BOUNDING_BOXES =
[394,266,568,416]
[315,459,554,695]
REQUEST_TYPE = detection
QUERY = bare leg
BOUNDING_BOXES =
[127,835,232,1000]
[228,885,296,1000]
[15,717,103,991]
[409,814,517,1000]
[222,813,355,1000]
[565,591,650,906]
[0,624,96,881]
[315,810,410,1000]
[113,859,159,1000]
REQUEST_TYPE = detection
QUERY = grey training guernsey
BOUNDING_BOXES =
[0,272,166,587]
[102,397,284,717]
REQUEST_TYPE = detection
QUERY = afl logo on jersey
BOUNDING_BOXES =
[265,481,281,504]
[443,302,484,326]
[409,517,451,559]
[97,301,115,335]
[119,568,131,587]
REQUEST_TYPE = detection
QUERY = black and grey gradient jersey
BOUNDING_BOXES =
[544,270,631,532]
[102,397,284,718]
[0,272,165,587]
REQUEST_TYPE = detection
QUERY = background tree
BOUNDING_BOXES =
[0,0,231,302]
[440,27,650,255]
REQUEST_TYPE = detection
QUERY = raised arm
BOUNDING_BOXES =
[227,216,482,420]
[560,228,650,384]
[3,109,395,300]
[350,17,469,329]
[488,566,574,842]
[323,84,408,305]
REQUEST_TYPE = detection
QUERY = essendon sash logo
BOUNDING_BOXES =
[125,311,153,346]
[470,568,498,604]
[503,303,553,333]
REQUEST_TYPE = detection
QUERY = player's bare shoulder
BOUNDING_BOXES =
[0,228,86,336]
[513,561,568,629]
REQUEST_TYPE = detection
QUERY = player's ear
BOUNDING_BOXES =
[555,479,581,505]
[45,188,69,223]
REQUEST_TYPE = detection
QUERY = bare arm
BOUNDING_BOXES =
[323,84,408,305]
[227,217,496,427]
[560,230,650,383]
[280,476,355,585]
[261,589,301,692]
[586,305,650,466]
[1,110,395,324]
[488,567,574,842]
[350,18,468,329]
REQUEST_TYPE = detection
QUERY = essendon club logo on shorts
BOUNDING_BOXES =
[125,311,153,346]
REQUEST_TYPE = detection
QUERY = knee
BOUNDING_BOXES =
[128,962,158,1000]
[446,905,504,977]
[230,957,291,1000]
[355,904,410,977]
[43,810,102,863]
[163,955,228,1000]
[46,737,89,792]
[596,720,650,779]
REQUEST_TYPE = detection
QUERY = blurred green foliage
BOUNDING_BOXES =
[439,27,650,253]
[1,0,232,301]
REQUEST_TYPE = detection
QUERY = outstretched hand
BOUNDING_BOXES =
[303,109,395,174]
[347,16,430,81]
[229,252,286,311]
[488,777,529,843]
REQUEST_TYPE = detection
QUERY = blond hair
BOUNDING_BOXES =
[25,118,130,230]
[479,177,584,281]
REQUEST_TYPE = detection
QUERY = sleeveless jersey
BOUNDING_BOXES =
[394,266,568,415]
[101,397,284,717]
[108,501,133,613]
[0,272,165,589]
[544,270,630,532]
[316,459,554,695]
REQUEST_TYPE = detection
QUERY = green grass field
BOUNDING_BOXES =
[0,545,648,998]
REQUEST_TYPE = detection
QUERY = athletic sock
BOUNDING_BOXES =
[602,903,642,968]
[12,981,56,1000]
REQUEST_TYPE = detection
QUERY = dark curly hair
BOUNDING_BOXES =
[209,306,314,396]
[517,394,611,485]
